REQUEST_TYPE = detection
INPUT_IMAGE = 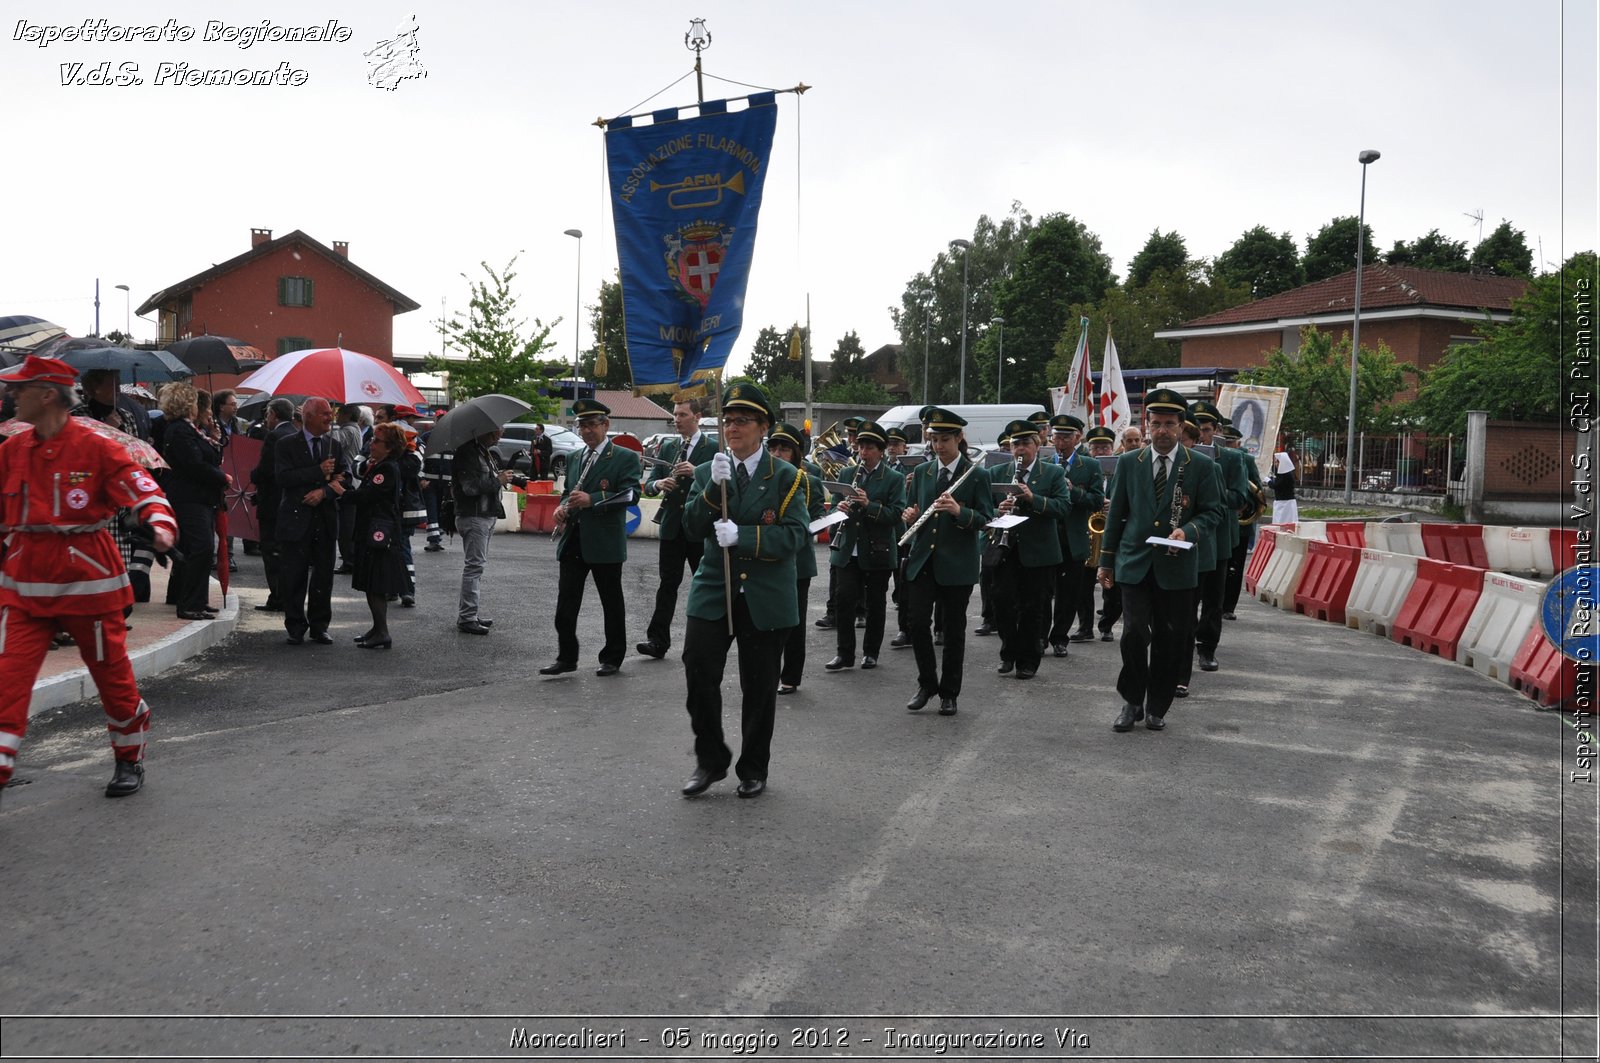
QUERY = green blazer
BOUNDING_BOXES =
[1213,443,1251,552]
[683,449,809,630]
[989,458,1070,568]
[902,454,995,585]
[1055,449,1107,563]
[643,433,719,540]
[1098,445,1226,590]
[794,458,826,580]
[828,460,907,572]
[555,441,640,564]
[1195,462,1224,573]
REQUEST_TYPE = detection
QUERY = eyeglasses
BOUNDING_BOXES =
[721,415,761,428]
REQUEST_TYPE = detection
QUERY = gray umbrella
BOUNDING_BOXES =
[425,394,532,453]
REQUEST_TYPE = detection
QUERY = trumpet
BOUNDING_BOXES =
[899,449,983,547]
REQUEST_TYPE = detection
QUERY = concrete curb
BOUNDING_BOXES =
[27,592,241,720]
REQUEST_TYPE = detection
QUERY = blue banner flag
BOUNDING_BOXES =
[606,94,778,397]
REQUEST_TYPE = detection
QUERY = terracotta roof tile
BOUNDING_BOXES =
[596,389,673,419]
[1180,265,1527,329]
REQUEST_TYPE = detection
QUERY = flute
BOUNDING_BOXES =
[899,451,982,547]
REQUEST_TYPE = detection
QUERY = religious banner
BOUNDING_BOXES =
[221,434,262,543]
[606,94,778,397]
[1217,382,1288,482]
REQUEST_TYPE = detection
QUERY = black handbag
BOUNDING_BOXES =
[368,516,398,551]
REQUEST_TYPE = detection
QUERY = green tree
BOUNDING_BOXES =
[829,330,867,381]
[741,324,801,391]
[1302,216,1380,284]
[1239,327,1413,434]
[892,202,1040,406]
[1214,226,1302,300]
[1471,220,1534,277]
[425,257,559,417]
[1126,229,1189,289]
[1408,251,1590,435]
[817,376,895,405]
[1386,229,1471,272]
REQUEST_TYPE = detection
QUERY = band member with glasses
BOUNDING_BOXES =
[990,419,1069,680]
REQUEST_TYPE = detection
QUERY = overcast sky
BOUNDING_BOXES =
[3,1,1594,380]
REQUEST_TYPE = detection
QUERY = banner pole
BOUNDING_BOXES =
[709,380,734,635]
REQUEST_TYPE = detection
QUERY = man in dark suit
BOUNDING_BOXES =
[249,398,299,612]
[273,397,350,644]
[1096,389,1226,732]
[899,407,994,715]
[679,382,809,799]
[638,397,719,659]
[990,419,1070,680]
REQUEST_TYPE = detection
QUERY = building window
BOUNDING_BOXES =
[279,276,314,307]
[277,337,315,356]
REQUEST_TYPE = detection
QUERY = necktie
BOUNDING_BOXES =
[735,461,751,491]
[579,448,597,483]
[313,435,325,463]
[936,467,952,493]
[1155,454,1169,503]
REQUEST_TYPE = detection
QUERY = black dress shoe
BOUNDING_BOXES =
[1113,703,1145,731]
[539,661,577,675]
[254,602,282,612]
[285,633,305,645]
[176,610,211,621]
[636,640,667,659]
[308,630,334,645]
[1173,684,1189,698]
[681,766,727,796]
[777,683,798,696]
[359,637,393,650]
[1016,667,1037,680]
[424,542,445,552]
[889,631,911,649]
[1146,712,1167,731]
[1198,652,1219,672]
[997,660,1014,675]
[105,759,144,797]
[938,697,958,716]
[1100,630,1115,642]
[824,656,852,671]
[354,630,377,643]
[906,688,935,712]
[974,623,996,636]
[736,778,766,798]
[476,618,494,627]
[1051,642,1069,658]
[457,621,491,635]
[401,595,415,608]
[1069,629,1094,642]
[1222,611,1237,621]
[596,662,621,677]
[814,614,836,629]
[860,656,877,670]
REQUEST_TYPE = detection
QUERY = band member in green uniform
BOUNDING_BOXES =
[679,383,808,799]
[638,397,719,659]
[768,421,825,695]
[1084,425,1121,641]
[899,407,994,715]
[1045,413,1104,656]
[974,426,1012,638]
[542,399,639,678]
[884,426,916,651]
[1190,401,1249,671]
[1221,421,1262,619]
[990,419,1070,680]
[1096,390,1226,732]
[825,421,906,671]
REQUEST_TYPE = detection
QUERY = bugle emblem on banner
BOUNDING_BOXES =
[665,222,734,309]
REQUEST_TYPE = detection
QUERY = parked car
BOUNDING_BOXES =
[493,423,583,477]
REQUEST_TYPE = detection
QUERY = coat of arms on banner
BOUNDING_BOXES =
[664,222,735,309]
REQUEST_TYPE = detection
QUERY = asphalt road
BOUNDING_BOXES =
[2,533,1595,1061]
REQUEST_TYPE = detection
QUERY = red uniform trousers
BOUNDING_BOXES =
[0,604,148,786]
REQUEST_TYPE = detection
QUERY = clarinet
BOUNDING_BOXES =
[999,460,1026,548]
[553,444,602,538]
[832,461,867,551]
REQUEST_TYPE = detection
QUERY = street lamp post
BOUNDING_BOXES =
[921,284,933,406]
[114,284,130,341]
[991,316,1005,402]
[564,229,583,419]
[951,238,973,403]
[1343,149,1380,503]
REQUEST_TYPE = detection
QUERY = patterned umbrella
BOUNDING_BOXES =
[0,417,169,469]
[0,315,66,353]
[164,335,264,376]
[236,347,426,406]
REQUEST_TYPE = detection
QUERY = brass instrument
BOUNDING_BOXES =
[1239,480,1267,525]
[899,449,983,548]
[812,422,849,482]
[1085,510,1106,568]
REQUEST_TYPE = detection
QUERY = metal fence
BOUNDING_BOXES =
[1283,432,1461,495]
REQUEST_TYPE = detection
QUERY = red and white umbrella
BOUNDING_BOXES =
[235,347,426,406]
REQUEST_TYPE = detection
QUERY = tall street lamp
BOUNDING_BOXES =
[1343,149,1380,502]
[951,238,973,403]
[991,316,1006,401]
[114,284,131,340]
[564,228,583,417]
[921,282,934,406]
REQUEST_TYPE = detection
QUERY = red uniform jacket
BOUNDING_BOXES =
[0,418,176,615]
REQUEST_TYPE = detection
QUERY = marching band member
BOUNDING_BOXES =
[824,421,905,672]
[1084,425,1121,641]
[1045,413,1104,656]
[884,426,914,652]
[638,397,719,660]
[989,419,1069,680]
[767,421,825,696]
[1191,401,1250,673]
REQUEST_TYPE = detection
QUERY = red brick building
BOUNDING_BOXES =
[137,228,420,363]
[1155,265,1528,381]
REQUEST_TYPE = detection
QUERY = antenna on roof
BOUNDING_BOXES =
[1464,208,1484,248]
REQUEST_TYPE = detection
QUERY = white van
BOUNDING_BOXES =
[875,403,1047,452]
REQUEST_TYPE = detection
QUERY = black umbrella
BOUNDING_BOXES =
[425,394,533,453]
[0,315,66,353]
[53,343,194,384]
[164,335,263,375]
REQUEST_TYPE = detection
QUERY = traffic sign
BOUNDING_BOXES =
[1541,565,1600,663]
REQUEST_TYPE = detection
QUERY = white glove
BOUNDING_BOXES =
[710,452,734,484]
[714,519,739,548]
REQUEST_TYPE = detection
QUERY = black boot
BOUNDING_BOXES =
[105,759,144,797]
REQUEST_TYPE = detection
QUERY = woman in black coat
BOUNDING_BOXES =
[158,382,228,619]
[352,423,409,649]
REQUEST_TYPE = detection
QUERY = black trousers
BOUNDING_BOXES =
[1049,560,1096,641]
[1196,562,1226,654]
[337,491,359,565]
[833,561,891,660]
[908,570,973,697]
[554,537,626,667]
[979,556,996,624]
[994,551,1049,671]
[682,594,786,782]
[645,535,703,648]
[1223,531,1252,614]
[891,563,909,634]
[279,520,337,636]
[778,577,811,687]
[1116,573,1196,717]
[171,501,215,612]
[258,516,283,606]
